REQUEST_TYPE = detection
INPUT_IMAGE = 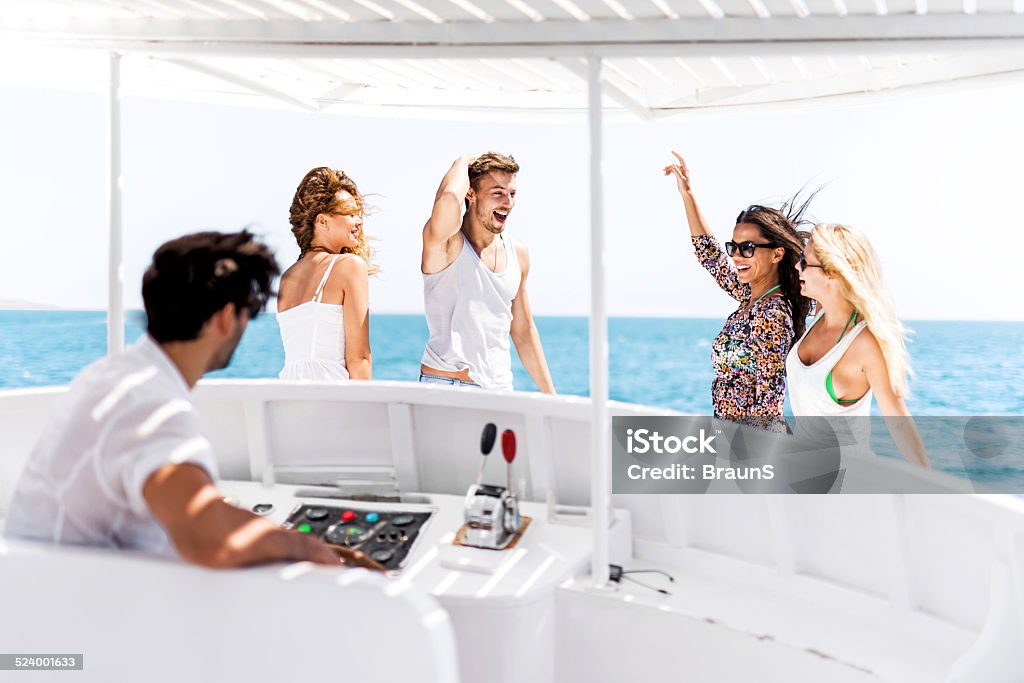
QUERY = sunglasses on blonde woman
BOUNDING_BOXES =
[798,253,824,271]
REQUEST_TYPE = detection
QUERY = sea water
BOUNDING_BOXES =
[4,311,1019,417]
[4,311,1022,486]
[1,311,1022,415]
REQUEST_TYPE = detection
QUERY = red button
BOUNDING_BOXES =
[341,510,356,522]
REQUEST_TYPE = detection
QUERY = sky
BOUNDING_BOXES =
[1,53,1022,321]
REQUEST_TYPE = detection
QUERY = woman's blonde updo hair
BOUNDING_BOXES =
[810,223,911,397]
[289,167,377,274]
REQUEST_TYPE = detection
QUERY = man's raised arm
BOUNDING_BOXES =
[422,156,475,271]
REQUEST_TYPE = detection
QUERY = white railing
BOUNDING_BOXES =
[3,381,1023,679]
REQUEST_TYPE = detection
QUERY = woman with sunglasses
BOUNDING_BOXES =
[787,224,930,467]
[665,152,811,431]
[277,166,376,380]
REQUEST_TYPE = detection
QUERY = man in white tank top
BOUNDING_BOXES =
[420,153,556,393]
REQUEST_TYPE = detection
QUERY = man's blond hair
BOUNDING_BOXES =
[469,152,519,190]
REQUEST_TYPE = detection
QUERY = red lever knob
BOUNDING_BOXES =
[501,429,516,463]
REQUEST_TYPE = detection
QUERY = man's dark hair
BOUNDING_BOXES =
[142,231,279,343]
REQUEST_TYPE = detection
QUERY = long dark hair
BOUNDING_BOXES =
[735,190,817,339]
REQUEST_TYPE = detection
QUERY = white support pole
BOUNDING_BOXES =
[587,56,610,588]
[106,51,125,355]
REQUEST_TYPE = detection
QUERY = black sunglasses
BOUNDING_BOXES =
[725,240,776,258]
[798,253,824,271]
[245,279,270,318]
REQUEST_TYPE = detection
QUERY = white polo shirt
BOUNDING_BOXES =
[4,335,219,557]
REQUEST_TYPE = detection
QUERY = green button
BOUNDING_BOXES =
[298,524,312,534]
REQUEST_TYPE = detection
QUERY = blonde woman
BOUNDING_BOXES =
[786,223,930,468]
[277,167,376,381]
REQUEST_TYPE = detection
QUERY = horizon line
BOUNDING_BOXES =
[1,307,1019,324]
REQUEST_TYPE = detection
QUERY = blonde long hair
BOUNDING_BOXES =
[810,223,912,397]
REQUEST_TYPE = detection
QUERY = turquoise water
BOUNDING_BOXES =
[1,311,1022,415]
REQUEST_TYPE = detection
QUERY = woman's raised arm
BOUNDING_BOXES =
[664,151,714,239]
[667,151,746,301]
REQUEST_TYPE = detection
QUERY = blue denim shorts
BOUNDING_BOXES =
[418,372,481,388]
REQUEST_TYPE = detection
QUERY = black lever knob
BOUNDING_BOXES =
[481,423,497,455]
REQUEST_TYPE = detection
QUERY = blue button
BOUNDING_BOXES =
[365,513,379,523]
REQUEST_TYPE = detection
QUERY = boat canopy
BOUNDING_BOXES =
[2,0,1024,118]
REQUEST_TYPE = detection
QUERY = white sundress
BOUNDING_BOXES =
[277,254,350,381]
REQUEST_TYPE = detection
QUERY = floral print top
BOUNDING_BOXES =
[693,235,794,432]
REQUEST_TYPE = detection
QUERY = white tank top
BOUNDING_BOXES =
[421,233,521,390]
[787,313,871,416]
[277,254,349,381]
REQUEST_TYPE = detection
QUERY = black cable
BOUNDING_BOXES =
[621,569,675,582]
[622,575,672,596]
[608,564,674,596]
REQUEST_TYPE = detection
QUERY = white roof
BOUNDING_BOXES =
[2,0,1023,118]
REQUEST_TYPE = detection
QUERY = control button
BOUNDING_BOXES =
[298,524,312,534]
[305,507,329,521]
[252,503,274,515]
[341,510,357,522]
[365,512,380,523]
[344,526,369,546]
[391,514,414,526]
[387,532,400,543]
[325,525,346,545]
[370,549,394,564]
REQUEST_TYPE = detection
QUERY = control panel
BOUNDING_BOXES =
[282,504,433,570]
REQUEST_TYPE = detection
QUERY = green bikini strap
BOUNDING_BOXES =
[754,284,781,305]
[836,310,858,343]
[828,310,861,404]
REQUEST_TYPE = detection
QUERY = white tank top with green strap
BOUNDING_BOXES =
[786,311,871,417]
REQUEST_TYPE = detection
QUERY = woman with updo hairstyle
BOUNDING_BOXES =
[664,151,812,432]
[787,223,930,467]
[277,167,376,380]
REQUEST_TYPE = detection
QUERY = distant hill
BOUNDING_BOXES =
[0,299,63,310]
